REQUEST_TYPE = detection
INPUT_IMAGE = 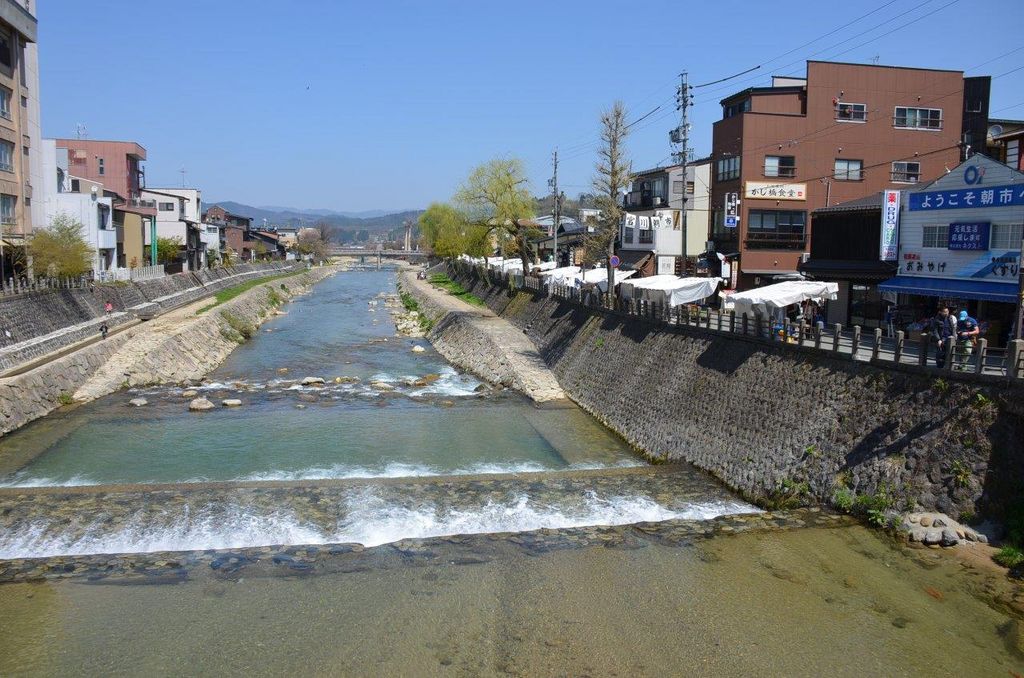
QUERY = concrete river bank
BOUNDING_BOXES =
[0,267,1022,675]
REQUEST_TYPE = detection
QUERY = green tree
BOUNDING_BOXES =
[455,158,537,273]
[30,213,94,277]
[253,240,269,259]
[418,202,489,258]
[586,101,632,302]
[296,227,328,261]
[155,236,182,266]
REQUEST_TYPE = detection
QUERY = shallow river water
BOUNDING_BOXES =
[0,267,1021,675]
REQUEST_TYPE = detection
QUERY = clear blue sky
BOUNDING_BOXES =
[38,0,1024,212]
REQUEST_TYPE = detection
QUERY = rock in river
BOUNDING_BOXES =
[222,399,242,407]
[128,398,148,407]
[411,345,426,353]
[188,397,216,412]
[301,377,326,386]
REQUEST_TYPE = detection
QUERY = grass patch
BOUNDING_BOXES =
[994,546,1024,569]
[219,310,255,343]
[428,273,486,307]
[196,271,303,314]
[56,392,74,406]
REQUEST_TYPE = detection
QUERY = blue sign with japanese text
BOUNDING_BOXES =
[947,222,990,251]
[908,184,1024,211]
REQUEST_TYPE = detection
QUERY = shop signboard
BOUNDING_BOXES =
[745,182,806,201]
[908,184,1024,211]
[947,222,990,251]
[879,190,900,261]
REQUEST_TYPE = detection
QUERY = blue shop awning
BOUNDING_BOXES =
[877,276,1018,303]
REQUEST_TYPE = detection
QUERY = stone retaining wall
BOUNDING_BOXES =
[0,262,298,371]
[0,267,337,437]
[450,265,1024,521]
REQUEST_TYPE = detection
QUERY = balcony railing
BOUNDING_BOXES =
[890,171,920,183]
[128,197,157,209]
[745,231,807,250]
[764,167,797,178]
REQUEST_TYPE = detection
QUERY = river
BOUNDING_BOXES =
[0,267,1021,676]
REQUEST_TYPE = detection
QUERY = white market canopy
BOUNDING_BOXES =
[730,281,839,317]
[624,276,721,307]
[619,275,686,300]
[539,266,581,285]
[577,267,637,292]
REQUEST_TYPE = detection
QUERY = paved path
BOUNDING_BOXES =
[402,270,566,402]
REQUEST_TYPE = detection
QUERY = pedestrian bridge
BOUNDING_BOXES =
[329,248,427,259]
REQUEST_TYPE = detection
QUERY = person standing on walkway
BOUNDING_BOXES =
[931,306,957,368]
[955,310,980,370]
[104,300,113,315]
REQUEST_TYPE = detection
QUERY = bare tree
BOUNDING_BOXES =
[586,101,632,304]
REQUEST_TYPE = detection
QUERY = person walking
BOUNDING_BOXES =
[955,310,980,370]
[104,300,113,315]
[931,306,957,369]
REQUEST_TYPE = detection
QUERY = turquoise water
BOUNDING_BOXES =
[0,269,637,486]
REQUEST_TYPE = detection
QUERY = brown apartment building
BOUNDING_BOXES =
[709,61,982,290]
[54,139,157,268]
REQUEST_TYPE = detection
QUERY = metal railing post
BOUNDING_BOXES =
[918,333,929,367]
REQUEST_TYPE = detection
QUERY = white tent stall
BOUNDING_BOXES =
[576,267,636,292]
[539,265,581,286]
[730,281,839,318]
[619,275,680,300]
[638,277,721,307]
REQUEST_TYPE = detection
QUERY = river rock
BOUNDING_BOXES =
[335,376,359,384]
[277,368,289,374]
[182,389,199,398]
[301,377,326,386]
[369,381,394,391]
[222,399,242,407]
[411,345,426,353]
[128,398,148,407]
[188,397,215,412]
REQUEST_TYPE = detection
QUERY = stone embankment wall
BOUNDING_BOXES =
[0,262,298,371]
[400,271,565,402]
[0,267,337,437]
[450,265,1024,521]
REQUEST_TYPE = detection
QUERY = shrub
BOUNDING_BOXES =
[57,392,74,406]
[950,459,971,488]
[220,310,255,342]
[833,488,854,513]
[993,546,1024,569]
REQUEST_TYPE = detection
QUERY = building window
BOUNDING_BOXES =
[833,159,863,181]
[922,225,948,249]
[0,194,14,224]
[21,145,27,156]
[891,161,921,183]
[0,141,12,172]
[638,229,653,244]
[686,181,695,195]
[98,158,105,175]
[894,106,942,130]
[1007,140,1019,169]
[764,155,796,178]
[746,210,807,249]
[624,226,634,244]
[71,178,80,192]
[836,102,867,122]
[159,202,176,211]
[723,98,751,118]
[965,99,983,113]
[991,223,1023,250]
[20,95,26,108]
[0,88,10,120]
[0,29,10,69]
[716,156,740,181]
[672,180,684,194]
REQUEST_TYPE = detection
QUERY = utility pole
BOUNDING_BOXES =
[671,72,692,273]
[549,150,559,265]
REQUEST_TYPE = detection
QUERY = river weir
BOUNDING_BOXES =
[1,267,1023,675]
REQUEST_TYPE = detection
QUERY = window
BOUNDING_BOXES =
[638,228,653,244]
[833,159,863,181]
[0,88,9,120]
[686,181,695,195]
[991,224,1023,250]
[716,156,740,181]
[623,226,634,244]
[723,98,751,118]
[1007,140,1019,169]
[894,106,942,130]
[764,155,796,178]
[159,202,176,211]
[891,161,921,183]
[672,180,684,194]
[922,225,948,249]
[965,99,983,113]
[22,145,27,156]
[0,141,12,172]
[746,209,807,249]
[71,178,80,192]
[836,102,867,122]
[98,157,105,175]
[652,177,666,201]
[0,29,10,69]
[0,194,14,224]
[20,95,25,108]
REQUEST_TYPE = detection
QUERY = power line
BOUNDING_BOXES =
[821,0,961,62]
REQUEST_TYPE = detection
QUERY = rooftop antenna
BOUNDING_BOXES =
[74,123,87,139]
[179,167,187,188]
[871,55,880,65]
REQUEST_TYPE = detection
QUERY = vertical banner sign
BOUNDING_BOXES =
[880,190,900,261]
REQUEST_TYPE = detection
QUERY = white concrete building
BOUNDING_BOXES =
[142,187,207,270]
[38,139,116,273]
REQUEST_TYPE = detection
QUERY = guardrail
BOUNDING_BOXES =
[454,260,1024,381]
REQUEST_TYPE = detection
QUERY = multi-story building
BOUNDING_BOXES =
[54,139,157,268]
[987,119,1024,172]
[0,0,39,275]
[38,139,116,274]
[203,205,253,261]
[620,158,711,275]
[142,187,208,270]
[709,61,982,290]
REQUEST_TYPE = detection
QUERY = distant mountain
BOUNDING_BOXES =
[205,201,423,243]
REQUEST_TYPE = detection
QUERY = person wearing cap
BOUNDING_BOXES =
[955,309,980,370]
